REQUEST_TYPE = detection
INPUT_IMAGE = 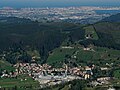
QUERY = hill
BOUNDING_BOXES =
[0,60,15,75]
[47,44,120,67]
[101,13,120,22]
[0,13,120,65]
[47,13,120,67]
[80,22,120,49]
[81,13,120,49]
[0,17,84,64]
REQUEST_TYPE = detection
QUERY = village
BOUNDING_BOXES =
[1,62,112,88]
[0,41,116,89]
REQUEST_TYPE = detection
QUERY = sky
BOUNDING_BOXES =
[0,0,120,8]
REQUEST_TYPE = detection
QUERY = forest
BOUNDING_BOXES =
[0,13,120,64]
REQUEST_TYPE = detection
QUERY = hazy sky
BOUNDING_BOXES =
[0,0,120,8]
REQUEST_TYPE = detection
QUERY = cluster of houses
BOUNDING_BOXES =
[91,77,111,86]
[1,63,93,84]
[0,62,112,87]
[13,63,94,79]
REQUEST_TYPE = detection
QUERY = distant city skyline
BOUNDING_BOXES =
[0,0,120,8]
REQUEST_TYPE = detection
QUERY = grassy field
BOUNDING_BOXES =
[76,46,120,66]
[47,47,76,67]
[113,70,120,79]
[0,60,15,72]
[0,74,39,90]
[47,45,120,67]
[84,25,99,40]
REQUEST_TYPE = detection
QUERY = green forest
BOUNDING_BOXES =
[0,13,120,66]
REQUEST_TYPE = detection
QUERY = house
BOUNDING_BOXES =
[83,47,91,51]
[85,34,93,39]
[107,87,116,90]
[100,67,109,70]
[61,46,74,49]
[84,74,90,80]
[97,77,111,81]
